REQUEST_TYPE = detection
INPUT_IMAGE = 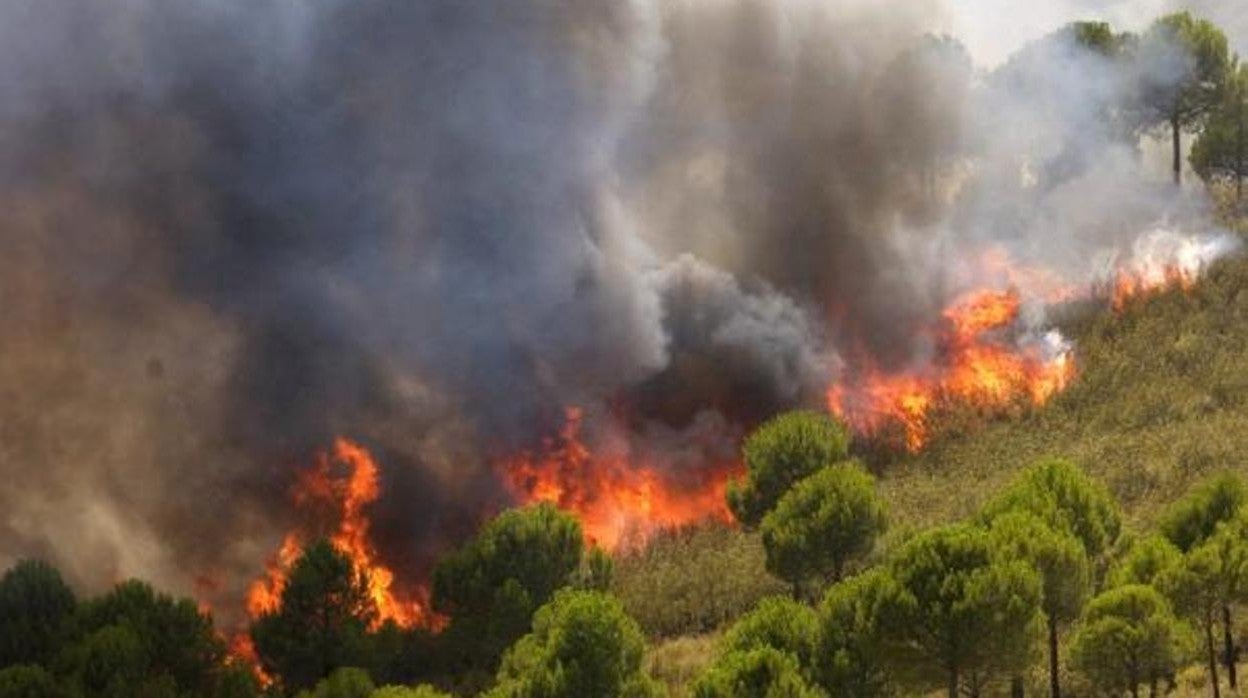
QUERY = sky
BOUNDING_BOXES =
[941,0,1247,66]
[941,0,1247,181]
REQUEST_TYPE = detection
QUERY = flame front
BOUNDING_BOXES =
[1108,229,1232,311]
[228,634,274,687]
[827,229,1235,452]
[828,288,1075,452]
[225,227,1234,683]
[235,439,440,678]
[501,407,740,550]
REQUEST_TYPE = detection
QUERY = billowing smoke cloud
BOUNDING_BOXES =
[0,0,1226,622]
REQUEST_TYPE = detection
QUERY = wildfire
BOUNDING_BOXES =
[501,407,740,550]
[827,228,1237,452]
[829,288,1074,452]
[976,246,1080,305]
[1108,228,1235,311]
[237,439,438,672]
[228,634,273,687]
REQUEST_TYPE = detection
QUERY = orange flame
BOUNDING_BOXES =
[828,288,1075,452]
[501,407,740,550]
[237,438,440,678]
[228,634,274,687]
[1109,229,1234,310]
[826,228,1236,452]
[1111,262,1197,311]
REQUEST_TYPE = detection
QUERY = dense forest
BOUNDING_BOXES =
[7,6,1248,698]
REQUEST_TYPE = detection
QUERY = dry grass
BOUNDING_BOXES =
[612,523,785,639]
[645,633,720,698]
[623,208,1248,695]
[882,249,1248,538]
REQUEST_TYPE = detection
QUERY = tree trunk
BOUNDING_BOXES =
[1172,116,1183,186]
[1207,610,1222,698]
[1223,604,1238,688]
[948,666,959,698]
[1237,97,1244,202]
[1048,617,1061,698]
[1010,675,1024,698]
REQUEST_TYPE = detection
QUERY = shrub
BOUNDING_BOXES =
[0,664,67,698]
[433,504,584,673]
[882,524,1043,694]
[250,541,375,692]
[300,667,375,698]
[719,596,817,673]
[727,411,850,527]
[0,560,76,669]
[1070,585,1191,696]
[692,647,824,698]
[371,686,453,698]
[1159,472,1246,552]
[486,590,660,698]
[815,570,897,697]
[760,462,886,593]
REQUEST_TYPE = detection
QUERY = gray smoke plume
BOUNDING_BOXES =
[0,0,1227,623]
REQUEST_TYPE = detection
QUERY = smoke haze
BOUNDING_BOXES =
[0,0,1229,621]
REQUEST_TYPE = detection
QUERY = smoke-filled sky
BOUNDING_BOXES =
[0,0,1231,620]
[945,0,1248,66]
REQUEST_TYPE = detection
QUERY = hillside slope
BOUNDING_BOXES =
[885,233,1248,536]
[635,206,1248,694]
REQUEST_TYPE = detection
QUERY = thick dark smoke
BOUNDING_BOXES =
[0,0,1221,621]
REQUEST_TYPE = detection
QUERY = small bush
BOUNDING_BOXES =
[691,647,824,698]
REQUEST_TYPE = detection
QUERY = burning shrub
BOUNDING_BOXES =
[249,541,378,693]
[500,407,740,552]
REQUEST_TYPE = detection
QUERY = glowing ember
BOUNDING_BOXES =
[243,438,437,630]
[829,288,1074,452]
[501,407,740,550]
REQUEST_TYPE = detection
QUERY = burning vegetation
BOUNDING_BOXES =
[232,225,1234,672]
[500,407,740,551]
[3,0,1248,695]
[827,229,1235,452]
[244,439,437,632]
[828,287,1075,452]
